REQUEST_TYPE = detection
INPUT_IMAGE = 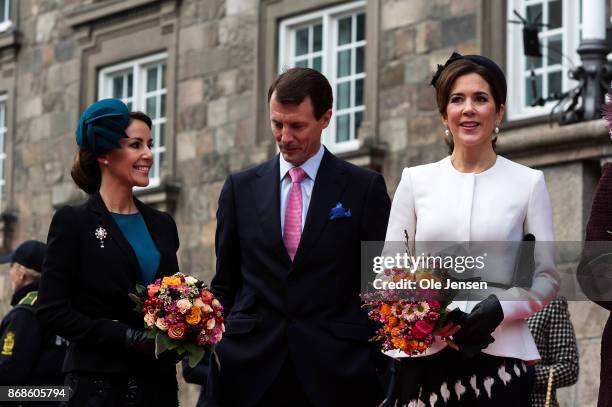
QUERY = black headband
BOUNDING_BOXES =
[430,52,507,105]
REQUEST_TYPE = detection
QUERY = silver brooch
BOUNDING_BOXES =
[94,227,107,248]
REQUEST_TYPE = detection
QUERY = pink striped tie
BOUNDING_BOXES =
[283,167,306,261]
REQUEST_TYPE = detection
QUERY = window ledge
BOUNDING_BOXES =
[0,26,21,52]
[134,181,180,213]
[497,119,611,167]
[66,0,166,28]
[336,142,387,172]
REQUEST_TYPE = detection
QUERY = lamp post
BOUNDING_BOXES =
[575,0,609,121]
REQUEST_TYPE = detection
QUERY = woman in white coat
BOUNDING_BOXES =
[382,53,559,406]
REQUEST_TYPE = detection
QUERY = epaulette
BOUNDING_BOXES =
[17,291,37,306]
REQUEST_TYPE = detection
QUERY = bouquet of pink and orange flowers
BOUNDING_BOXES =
[130,273,224,368]
[362,268,453,355]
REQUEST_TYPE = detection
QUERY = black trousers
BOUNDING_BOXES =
[61,371,178,407]
[255,357,312,407]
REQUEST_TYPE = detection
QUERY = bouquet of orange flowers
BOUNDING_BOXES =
[130,273,224,368]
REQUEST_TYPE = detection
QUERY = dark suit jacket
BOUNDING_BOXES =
[582,163,612,407]
[206,149,391,407]
[37,193,180,377]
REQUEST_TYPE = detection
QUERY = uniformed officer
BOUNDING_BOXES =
[0,240,67,390]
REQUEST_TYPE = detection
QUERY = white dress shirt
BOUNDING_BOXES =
[383,155,559,362]
[279,145,325,233]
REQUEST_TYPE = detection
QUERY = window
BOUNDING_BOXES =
[98,53,167,187]
[279,1,366,153]
[506,0,582,121]
[0,0,11,32]
[0,95,6,206]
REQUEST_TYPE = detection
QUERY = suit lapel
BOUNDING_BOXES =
[252,156,292,265]
[87,193,141,282]
[292,149,348,267]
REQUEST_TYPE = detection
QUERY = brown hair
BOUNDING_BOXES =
[71,111,153,194]
[267,67,333,120]
[435,59,505,153]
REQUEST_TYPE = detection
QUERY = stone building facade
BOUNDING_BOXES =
[0,0,608,405]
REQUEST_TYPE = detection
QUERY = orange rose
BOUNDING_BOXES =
[186,306,202,326]
[168,323,186,340]
[388,316,398,327]
[162,276,182,287]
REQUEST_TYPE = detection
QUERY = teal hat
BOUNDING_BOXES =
[76,98,130,154]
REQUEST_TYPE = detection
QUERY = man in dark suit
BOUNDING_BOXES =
[205,68,391,406]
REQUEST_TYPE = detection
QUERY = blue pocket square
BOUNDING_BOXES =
[329,202,351,220]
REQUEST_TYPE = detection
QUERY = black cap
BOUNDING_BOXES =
[0,240,47,272]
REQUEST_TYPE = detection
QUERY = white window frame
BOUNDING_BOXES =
[0,0,11,32]
[0,95,7,208]
[98,52,168,188]
[278,1,366,154]
[506,0,582,121]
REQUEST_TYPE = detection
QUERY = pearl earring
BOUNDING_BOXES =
[494,126,500,134]
[444,128,450,137]
[104,160,109,165]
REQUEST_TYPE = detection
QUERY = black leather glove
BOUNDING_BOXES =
[125,328,155,356]
[451,294,504,359]
[125,328,183,364]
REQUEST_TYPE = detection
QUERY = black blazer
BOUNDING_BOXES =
[206,149,391,407]
[37,193,180,374]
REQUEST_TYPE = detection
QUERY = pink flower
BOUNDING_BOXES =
[412,320,434,339]
[201,290,214,303]
[212,299,221,308]
[155,318,168,331]
[144,313,156,327]
[176,299,193,314]
[206,318,216,330]
[194,298,205,310]
[201,303,213,314]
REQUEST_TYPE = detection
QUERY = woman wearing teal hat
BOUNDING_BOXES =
[37,99,181,406]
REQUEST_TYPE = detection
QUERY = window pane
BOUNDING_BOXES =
[313,24,322,52]
[127,74,133,98]
[147,67,158,92]
[112,76,123,99]
[338,16,352,45]
[295,59,308,68]
[313,57,322,72]
[0,0,6,23]
[126,101,133,111]
[526,56,542,70]
[159,151,165,167]
[548,71,562,96]
[356,46,365,74]
[337,82,351,110]
[549,0,562,30]
[356,13,365,41]
[336,114,350,142]
[161,64,167,89]
[354,111,363,137]
[295,27,309,56]
[160,94,166,117]
[159,123,166,147]
[146,97,157,118]
[337,49,351,77]
[526,3,542,25]
[547,35,562,66]
[355,78,364,106]
[525,74,542,106]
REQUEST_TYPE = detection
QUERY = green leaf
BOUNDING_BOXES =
[167,340,179,350]
[147,330,157,339]
[188,347,205,368]
[135,284,147,295]
[129,293,143,306]
[155,334,170,357]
